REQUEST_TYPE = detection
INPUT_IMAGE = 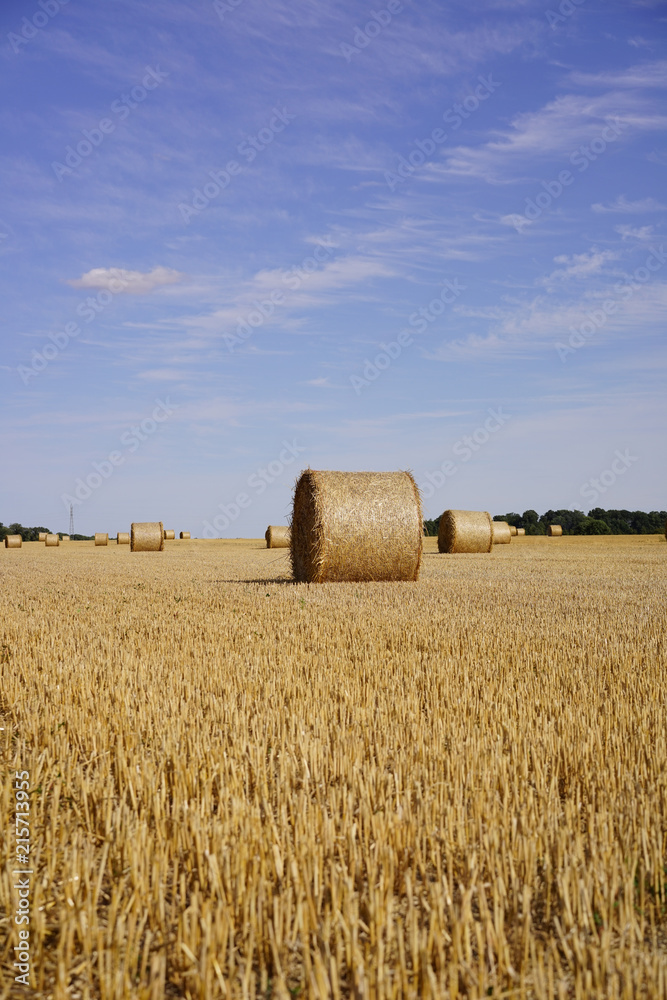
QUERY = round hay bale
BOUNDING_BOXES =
[179,531,191,539]
[38,532,47,542]
[61,535,70,541]
[131,522,164,552]
[492,520,512,545]
[45,534,59,547]
[509,525,518,536]
[5,535,22,548]
[290,469,422,583]
[94,533,108,546]
[265,525,290,549]
[117,532,130,545]
[547,524,562,536]
[438,510,493,554]
[516,527,526,536]
[164,529,175,540]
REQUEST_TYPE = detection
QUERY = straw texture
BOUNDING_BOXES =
[38,532,47,542]
[164,530,175,540]
[131,522,164,552]
[61,535,70,541]
[547,524,563,537]
[265,526,290,549]
[516,528,526,536]
[45,534,59,547]
[180,532,191,540]
[509,525,518,536]
[492,521,512,545]
[117,532,130,545]
[94,533,109,546]
[5,535,22,548]
[438,510,493,554]
[290,470,423,583]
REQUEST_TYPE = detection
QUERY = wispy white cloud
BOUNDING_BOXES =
[540,249,619,285]
[592,194,667,213]
[67,266,184,294]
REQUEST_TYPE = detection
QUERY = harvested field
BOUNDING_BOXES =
[1,535,666,999]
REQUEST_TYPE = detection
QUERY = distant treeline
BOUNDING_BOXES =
[0,523,93,541]
[423,509,667,537]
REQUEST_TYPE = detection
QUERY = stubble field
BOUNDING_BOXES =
[1,535,666,999]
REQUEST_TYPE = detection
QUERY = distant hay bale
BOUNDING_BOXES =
[94,533,108,546]
[45,534,59,547]
[117,532,130,545]
[38,532,47,542]
[180,531,191,539]
[61,535,70,541]
[5,535,22,548]
[164,529,175,540]
[492,520,512,545]
[290,469,423,583]
[509,525,518,536]
[547,524,563,536]
[131,522,164,552]
[438,510,493,554]
[516,527,526,536]
[265,525,290,549]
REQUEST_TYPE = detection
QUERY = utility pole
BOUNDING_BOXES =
[69,504,74,536]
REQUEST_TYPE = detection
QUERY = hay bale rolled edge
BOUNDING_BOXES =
[45,533,59,547]
[94,533,108,546]
[547,524,563,536]
[179,531,191,539]
[164,529,175,540]
[438,510,493,554]
[265,525,290,549]
[492,520,512,545]
[5,535,22,548]
[131,522,164,552]
[117,532,130,545]
[290,469,423,583]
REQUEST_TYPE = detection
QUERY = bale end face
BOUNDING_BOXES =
[94,533,109,546]
[438,510,493,554]
[492,520,512,545]
[45,534,60,547]
[179,531,191,539]
[5,535,22,548]
[131,522,164,552]
[290,469,423,583]
[265,526,290,549]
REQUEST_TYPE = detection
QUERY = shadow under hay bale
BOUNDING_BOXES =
[117,532,130,545]
[547,524,563,536]
[5,535,22,548]
[290,469,423,583]
[45,534,59,547]
[438,510,493,554]
[94,533,108,546]
[492,521,512,545]
[180,531,191,539]
[131,522,164,552]
[265,525,290,549]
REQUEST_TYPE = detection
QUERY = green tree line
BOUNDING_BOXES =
[0,523,93,541]
[424,509,667,537]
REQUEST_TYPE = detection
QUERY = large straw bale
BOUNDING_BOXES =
[290,469,422,583]
[516,527,526,536]
[492,520,512,545]
[547,524,563,537]
[509,525,518,536]
[117,532,130,545]
[164,529,175,540]
[5,535,22,548]
[438,510,493,554]
[45,534,59,547]
[180,531,191,539]
[94,533,109,546]
[38,532,47,542]
[131,522,164,552]
[265,526,290,549]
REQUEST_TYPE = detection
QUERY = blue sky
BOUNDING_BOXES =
[1,0,665,536]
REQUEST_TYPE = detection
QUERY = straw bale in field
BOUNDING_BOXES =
[95,533,108,546]
[45,534,59,547]
[438,510,493,554]
[5,535,22,548]
[117,532,130,545]
[38,532,47,542]
[516,527,526,536]
[164,529,175,540]
[131,522,164,552]
[265,525,290,549]
[547,524,563,536]
[61,535,70,541]
[290,469,422,583]
[509,525,518,536]
[180,531,191,539]
[492,520,512,545]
